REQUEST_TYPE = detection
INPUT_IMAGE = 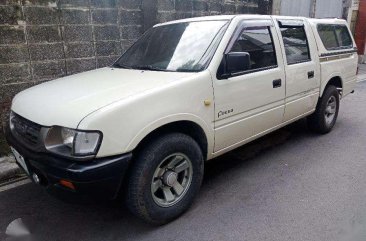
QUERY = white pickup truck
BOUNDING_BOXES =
[6,15,358,224]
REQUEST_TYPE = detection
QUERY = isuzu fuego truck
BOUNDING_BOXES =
[5,15,358,224]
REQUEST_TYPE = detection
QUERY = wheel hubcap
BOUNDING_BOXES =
[324,95,337,126]
[151,153,193,207]
[163,171,178,187]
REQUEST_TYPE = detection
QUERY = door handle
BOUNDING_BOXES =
[273,79,282,88]
[308,71,314,79]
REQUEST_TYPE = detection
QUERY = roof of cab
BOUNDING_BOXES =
[154,15,236,27]
[306,17,348,25]
[154,14,281,27]
[154,14,348,27]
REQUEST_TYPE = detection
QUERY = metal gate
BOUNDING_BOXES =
[280,0,312,17]
[279,0,344,18]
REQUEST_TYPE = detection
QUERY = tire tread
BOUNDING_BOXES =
[125,133,203,225]
[307,85,340,134]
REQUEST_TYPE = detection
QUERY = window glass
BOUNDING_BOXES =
[280,26,311,64]
[317,25,338,49]
[229,26,277,71]
[335,25,352,48]
[114,21,228,72]
[317,24,353,50]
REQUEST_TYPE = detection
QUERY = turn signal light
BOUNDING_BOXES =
[59,180,75,190]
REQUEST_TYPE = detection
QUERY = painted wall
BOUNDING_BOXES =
[355,0,366,61]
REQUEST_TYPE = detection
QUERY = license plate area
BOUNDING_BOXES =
[10,147,30,175]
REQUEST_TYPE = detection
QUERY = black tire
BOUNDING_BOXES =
[307,85,340,134]
[125,133,204,225]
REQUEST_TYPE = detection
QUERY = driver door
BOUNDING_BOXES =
[213,19,286,152]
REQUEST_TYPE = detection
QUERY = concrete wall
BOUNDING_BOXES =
[0,0,272,155]
[0,0,143,107]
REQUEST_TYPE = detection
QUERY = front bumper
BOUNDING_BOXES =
[5,123,132,200]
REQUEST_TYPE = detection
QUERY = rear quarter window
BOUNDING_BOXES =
[317,24,353,50]
[335,25,352,47]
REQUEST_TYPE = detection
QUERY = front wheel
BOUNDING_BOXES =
[307,85,340,134]
[125,133,204,225]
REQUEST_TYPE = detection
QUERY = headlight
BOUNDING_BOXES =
[44,126,102,158]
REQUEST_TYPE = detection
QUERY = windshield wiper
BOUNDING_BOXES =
[130,65,168,72]
[112,63,132,69]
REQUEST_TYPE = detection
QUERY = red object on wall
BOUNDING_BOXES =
[355,0,366,54]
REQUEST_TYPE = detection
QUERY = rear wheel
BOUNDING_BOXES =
[126,133,204,225]
[307,85,340,134]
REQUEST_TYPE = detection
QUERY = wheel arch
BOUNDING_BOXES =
[321,75,343,97]
[126,115,213,160]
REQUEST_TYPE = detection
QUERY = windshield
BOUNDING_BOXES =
[113,20,228,72]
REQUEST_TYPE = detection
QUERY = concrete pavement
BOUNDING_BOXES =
[0,82,366,240]
[358,63,366,81]
[0,155,23,184]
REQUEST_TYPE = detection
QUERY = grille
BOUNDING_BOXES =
[11,113,42,148]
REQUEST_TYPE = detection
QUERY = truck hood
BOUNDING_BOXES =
[12,67,194,128]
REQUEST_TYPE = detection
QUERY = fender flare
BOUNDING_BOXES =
[125,113,214,158]
[320,72,343,97]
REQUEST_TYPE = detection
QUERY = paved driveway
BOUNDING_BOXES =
[1,82,366,241]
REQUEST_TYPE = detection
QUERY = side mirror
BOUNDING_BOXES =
[226,52,250,75]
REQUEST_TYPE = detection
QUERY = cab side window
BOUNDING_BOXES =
[317,25,338,49]
[334,25,353,48]
[279,25,311,65]
[317,24,353,50]
[229,26,277,72]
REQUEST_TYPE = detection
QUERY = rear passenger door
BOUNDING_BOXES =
[274,18,320,122]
